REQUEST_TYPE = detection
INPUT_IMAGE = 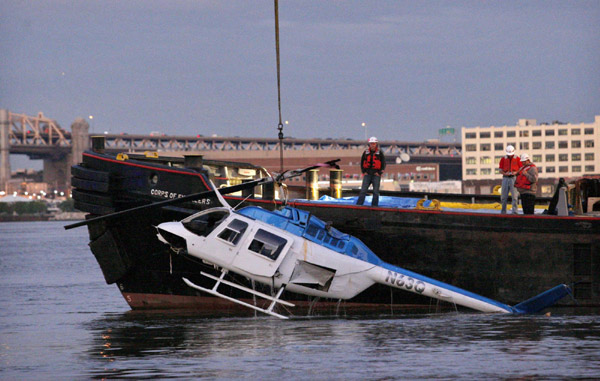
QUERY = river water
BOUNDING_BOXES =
[1,221,599,380]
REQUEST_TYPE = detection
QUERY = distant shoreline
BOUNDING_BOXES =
[0,212,86,223]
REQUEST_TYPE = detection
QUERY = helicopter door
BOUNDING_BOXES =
[233,227,292,277]
[187,217,249,267]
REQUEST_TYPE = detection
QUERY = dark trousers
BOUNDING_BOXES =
[357,173,381,206]
[520,193,536,215]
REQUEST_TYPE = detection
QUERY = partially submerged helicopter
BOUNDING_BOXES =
[156,182,572,319]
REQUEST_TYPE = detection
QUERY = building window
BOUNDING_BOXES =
[466,157,476,164]
[480,132,490,138]
[494,143,504,151]
[533,155,542,162]
[546,166,556,173]
[537,167,543,173]
[559,154,568,162]
[585,165,595,172]
[541,185,553,194]
[466,144,476,151]
[508,142,516,148]
[465,133,476,139]
[545,141,555,149]
[494,131,503,138]
[481,168,491,175]
[545,129,555,136]
[494,156,503,164]
[507,131,516,137]
[572,153,581,161]
[585,153,594,161]
[559,166,568,173]
[520,142,529,150]
[558,141,568,149]
[572,166,581,172]
[480,144,491,151]
[480,156,492,164]
[572,128,580,135]
[532,130,542,136]
[495,168,501,175]
[545,154,555,162]
[584,128,594,135]
[466,169,477,175]
[558,129,568,136]
[532,142,542,149]
[519,131,529,137]
[572,140,581,148]
[585,140,594,148]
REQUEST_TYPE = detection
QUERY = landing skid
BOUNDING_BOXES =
[182,270,294,319]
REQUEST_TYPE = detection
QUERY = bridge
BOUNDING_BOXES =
[0,109,462,193]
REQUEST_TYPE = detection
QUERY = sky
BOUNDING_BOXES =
[1,1,599,169]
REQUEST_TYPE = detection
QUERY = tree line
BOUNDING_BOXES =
[0,199,76,215]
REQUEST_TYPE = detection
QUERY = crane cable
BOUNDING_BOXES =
[274,0,284,173]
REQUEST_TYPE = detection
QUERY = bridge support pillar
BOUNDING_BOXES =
[43,156,70,194]
[0,109,9,194]
[71,117,89,166]
[68,117,90,190]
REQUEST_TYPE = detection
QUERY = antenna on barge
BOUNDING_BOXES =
[274,0,284,173]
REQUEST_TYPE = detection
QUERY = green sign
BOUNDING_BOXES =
[439,128,455,136]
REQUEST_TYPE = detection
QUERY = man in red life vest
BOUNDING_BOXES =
[357,136,386,207]
[515,153,538,215]
[498,145,521,214]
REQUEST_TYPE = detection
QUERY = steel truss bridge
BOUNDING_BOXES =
[99,135,461,157]
[4,111,461,156]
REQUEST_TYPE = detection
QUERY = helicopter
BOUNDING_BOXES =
[156,183,571,319]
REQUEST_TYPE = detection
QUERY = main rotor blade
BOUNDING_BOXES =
[64,177,269,230]
[64,158,341,231]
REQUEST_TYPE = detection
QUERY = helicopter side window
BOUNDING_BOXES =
[305,224,318,238]
[217,219,248,245]
[183,210,229,237]
[248,229,287,260]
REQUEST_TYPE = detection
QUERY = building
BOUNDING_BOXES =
[461,115,600,196]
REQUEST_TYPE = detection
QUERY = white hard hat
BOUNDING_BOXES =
[505,145,515,155]
[520,153,530,161]
[368,136,378,143]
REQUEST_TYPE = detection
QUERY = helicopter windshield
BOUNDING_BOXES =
[183,209,229,237]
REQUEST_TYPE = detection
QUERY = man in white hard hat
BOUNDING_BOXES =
[498,145,521,214]
[515,153,538,215]
[357,136,386,207]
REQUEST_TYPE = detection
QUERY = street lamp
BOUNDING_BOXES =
[88,115,94,133]
[362,122,367,140]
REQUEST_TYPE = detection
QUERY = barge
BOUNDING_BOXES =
[69,144,600,314]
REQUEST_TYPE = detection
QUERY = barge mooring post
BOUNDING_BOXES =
[91,136,105,153]
[306,169,319,200]
[329,169,343,198]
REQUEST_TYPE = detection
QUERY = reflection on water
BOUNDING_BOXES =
[85,311,600,380]
[2,221,600,380]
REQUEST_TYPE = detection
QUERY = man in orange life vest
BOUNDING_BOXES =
[498,145,521,214]
[515,153,538,215]
[357,136,386,207]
